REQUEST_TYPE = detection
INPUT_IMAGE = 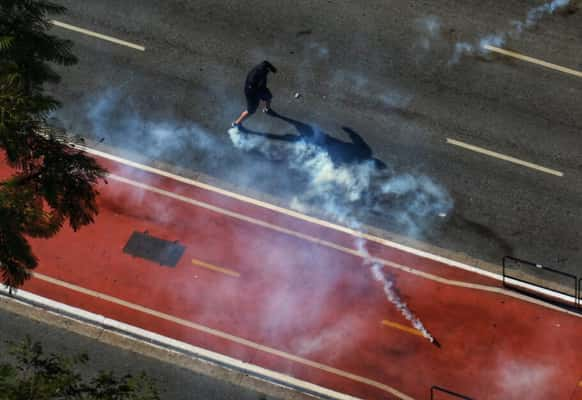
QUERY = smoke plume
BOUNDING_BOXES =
[59,40,453,348]
[417,0,572,64]
[453,0,571,63]
[229,126,451,343]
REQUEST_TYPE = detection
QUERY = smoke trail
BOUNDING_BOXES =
[451,0,571,63]
[355,236,435,342]
[228,127,451,343]
[415,15,442,54]
[331,69,413,111]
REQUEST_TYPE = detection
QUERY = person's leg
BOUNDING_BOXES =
[233,110,249,126]
[233,93,259,126]
[261,88,273,112]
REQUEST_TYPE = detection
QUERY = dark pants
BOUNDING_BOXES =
[245,87,272,114]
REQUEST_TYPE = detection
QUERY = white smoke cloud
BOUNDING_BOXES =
[77,51,452,348]
[522,0,571,26]
[79,87,441,353]
[331,70,413,111]
[295,41,332,96]
[451,0,572,63]
[417,1,572,64]
[228,127,452,232]
[416,15,442,52]
[291,315,365,360]
[308,42,330,58]
[495,359,556,399]
[86,88,224,162]
[380,174,452,219]
[229,127,452,343]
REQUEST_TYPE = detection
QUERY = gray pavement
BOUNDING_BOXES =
[0,303,284,400]
[46,0,582,276]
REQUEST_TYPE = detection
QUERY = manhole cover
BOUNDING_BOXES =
[123,231,185,267]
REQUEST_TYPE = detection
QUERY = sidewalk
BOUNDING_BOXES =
[0,298,283,400]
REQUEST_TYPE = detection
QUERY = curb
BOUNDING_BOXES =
[0,287,360,400]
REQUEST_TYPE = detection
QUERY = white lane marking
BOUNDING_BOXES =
[0,286,362,400]
[74,145,581,315]
[108,173,582,318]
[72,144,503,281]
[51,20,145,51]
[446,138,564,177]
[485,45,582,79]
[8,276,408,400]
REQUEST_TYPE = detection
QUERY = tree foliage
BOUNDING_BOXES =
[0,1,107,289]
[0,337,160,400]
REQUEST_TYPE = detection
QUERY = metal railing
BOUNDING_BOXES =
[502,256,579,310]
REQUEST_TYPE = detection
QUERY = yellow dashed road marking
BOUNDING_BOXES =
[382,320,425,338]
[192,259,240,278]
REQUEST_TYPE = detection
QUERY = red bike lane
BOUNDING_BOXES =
[3,151,582,400]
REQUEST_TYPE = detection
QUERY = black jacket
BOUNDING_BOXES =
[245,61,277,94]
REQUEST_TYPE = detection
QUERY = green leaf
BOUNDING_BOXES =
[0,0,108,289]
[0,36,14,51]
[0,338,160,399]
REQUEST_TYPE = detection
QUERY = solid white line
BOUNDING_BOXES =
[484,45,582,78]
[446,138,563,177]
[503,276,577,305]
[51,20,145,51]
[0,286,362,400]
[71,144,580,314]
[72,144,503,282]
[108,173,582,318]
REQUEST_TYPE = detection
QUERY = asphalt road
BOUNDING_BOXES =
[46,0,582,276]
[0,306,281,400]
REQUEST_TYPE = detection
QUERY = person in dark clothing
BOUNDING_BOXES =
[232,60,277,127]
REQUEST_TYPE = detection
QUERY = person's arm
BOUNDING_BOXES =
[264,61,277,73]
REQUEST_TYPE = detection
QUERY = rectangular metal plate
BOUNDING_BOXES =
[123,231,185,268]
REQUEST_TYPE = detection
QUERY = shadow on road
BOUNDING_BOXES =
[239,110,387,170]
[446,212,514,261]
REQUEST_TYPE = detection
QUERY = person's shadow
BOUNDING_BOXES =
[238,110,387,170]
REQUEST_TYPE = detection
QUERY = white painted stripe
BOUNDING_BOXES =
[503,276,577,305]
[446,138,563,177]
[485,45,582,79]
[0,286,362,400]
[108,173,582,318]
[71,144,503,281]
[71,144,580,315]
[51,20,145,51]
[0,281,401,400]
